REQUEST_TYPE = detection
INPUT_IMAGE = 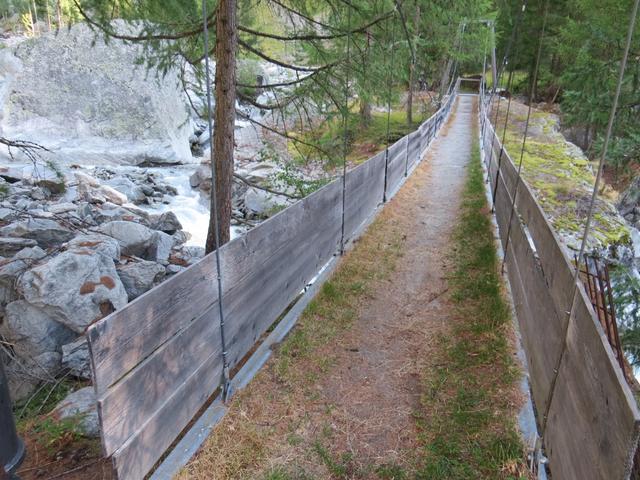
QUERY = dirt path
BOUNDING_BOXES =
[315,96,476,464]
[179,96,479,479]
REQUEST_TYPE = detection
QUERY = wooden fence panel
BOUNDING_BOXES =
[343,151,386,241]
[491,171,566,417]
[482,108,640,480]
[484,128,576,328]
[88,254,221,394]
[407,131,421,170]
[545,286,640,480]
[386,136,409,197]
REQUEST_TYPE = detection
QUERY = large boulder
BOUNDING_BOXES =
[243,187,289,218]
[0,22,193,166]
[0,246,46,306]
[150,211,182,234]
[16,251,128,333]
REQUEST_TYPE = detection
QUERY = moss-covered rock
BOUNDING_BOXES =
[492,100,630,253]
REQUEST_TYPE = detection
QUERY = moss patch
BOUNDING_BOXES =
[493,102,630,251]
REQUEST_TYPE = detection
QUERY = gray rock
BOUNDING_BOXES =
[0,207,16,222]
[243,187,288,218]
[117,259,165,299]
[106,177,146,204]
[166,264,186,275]
[98,220,172,262]
[53,387,100,438]
[0,218,74,248]
[17,251,128,333]
[0,237,37,256]
[66,233,121,261]
[151,211,182,234]
[98,220,155,257]
[152,231,174,264]
[189,165,211,191]
[0,23,193,167]
[2,300,75,359]
[77,181,128,206]
[172,230,191,245]
[49,202,77,214]
[61,337,91,380]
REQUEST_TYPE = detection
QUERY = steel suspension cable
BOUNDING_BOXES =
[490,67,516,210]
[500,0,549,275]
[339,3,352,255]
[541,0,640,434]
[484,1,527,189]
[383,12,397,203]
[202,0,231,400]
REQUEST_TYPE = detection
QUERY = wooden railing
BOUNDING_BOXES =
[479,89,640,480]
[86,84,459,480]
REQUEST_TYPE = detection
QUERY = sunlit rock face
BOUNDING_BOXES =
[0,21,193,166]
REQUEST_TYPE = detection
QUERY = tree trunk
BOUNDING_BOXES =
[46,1,52,31]
[31,0,39,33]
[56,0,63,30]
[439,58,452,99]
[406,2,419,126]
[359,101,371,127]
[205,0,237,253]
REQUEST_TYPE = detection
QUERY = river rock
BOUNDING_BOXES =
[2,300,75,359]
[53,387,99,438]
[0,236,37,256]
[66,233,121,261]
[105,177,147,204]
[150,211,182,234]
[0,218,74,248]
[117,258,165,299]
[98,220,172,262]
[17,251,128,333]
[0,22,193,166]
[61,337,91,380]
[189,165,212,191]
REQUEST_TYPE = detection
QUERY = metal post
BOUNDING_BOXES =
[0,361,24,479]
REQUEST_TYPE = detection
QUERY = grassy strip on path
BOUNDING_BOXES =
[415,141,529,479]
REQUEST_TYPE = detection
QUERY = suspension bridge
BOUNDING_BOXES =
[2,0,640,478]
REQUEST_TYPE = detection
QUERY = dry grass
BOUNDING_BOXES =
[177,204,407,480]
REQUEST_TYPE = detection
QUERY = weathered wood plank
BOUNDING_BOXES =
[89,178,343,394]
[493,172,564,416]
[485,130,576,327]
[87,253,221,394]
[344,151,386,241]
[111,345,222,480]
[106,179,342,470]
[386,136,409,196]
[545,285,640,480]
[98,304,223,455]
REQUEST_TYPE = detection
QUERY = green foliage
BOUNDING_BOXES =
[611,265,640,367]
[32,416,83,453]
